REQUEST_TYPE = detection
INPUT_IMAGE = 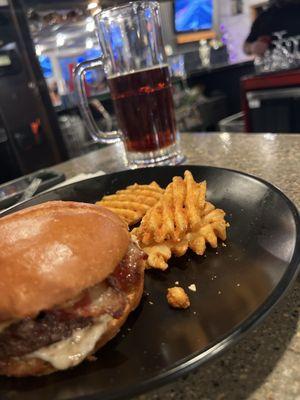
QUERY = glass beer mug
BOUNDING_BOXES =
[74,1,184,167]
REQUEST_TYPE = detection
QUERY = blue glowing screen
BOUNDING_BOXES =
[174,0,213,33]
[39,55,53,78]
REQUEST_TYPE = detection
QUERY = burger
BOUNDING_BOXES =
[0,201,145,377]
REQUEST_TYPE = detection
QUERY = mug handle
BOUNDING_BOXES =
[73,57,121,144]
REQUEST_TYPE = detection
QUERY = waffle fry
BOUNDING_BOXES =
[187,202,228,255]
[136,171,207,245]
[132,170,228,270]
[97,169,228,270]
[142,237,189,270]
[139,202,228,270]
[96,181,164,225]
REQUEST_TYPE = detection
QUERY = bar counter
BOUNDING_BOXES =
[53,133,300,400]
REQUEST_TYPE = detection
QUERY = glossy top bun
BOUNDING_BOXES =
[0,201,129,321]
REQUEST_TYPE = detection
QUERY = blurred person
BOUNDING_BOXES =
[243,0,300,57]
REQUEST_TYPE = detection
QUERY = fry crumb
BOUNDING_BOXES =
[167,287,190,309]
[188,284,197,292]
[149,301,154,305]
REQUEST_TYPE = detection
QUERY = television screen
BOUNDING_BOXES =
[174,0,213,33]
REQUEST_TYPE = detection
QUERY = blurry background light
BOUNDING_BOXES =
[56,33,65,47]
[85,37,94,49]
[35,44,43,56]
[87,2,98,11]
[86,18,95,32]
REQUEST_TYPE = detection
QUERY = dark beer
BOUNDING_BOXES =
[107,65,177,152]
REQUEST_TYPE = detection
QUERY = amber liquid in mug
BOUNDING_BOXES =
[107,65,177,152]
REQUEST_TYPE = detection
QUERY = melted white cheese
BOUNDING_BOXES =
[28,314,112,370]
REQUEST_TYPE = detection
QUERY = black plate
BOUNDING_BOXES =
[0,166,299,400]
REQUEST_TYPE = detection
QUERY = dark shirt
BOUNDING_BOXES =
[246,4,300,43]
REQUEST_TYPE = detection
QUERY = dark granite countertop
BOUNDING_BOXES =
[53,132,300,400]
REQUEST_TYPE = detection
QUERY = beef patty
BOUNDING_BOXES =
[0,241,144,360]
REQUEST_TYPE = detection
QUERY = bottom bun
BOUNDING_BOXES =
[0,277,144,377]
